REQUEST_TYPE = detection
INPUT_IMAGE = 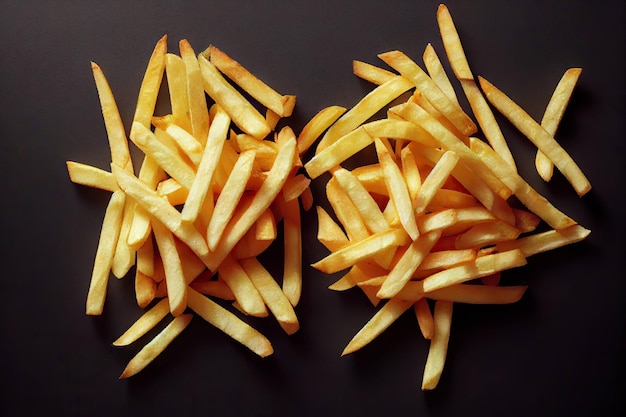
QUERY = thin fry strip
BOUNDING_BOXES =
[282,197,302,307]
[414,150,459,214]
[494,224,590,257]
[436,4,472,81]
[217,256,267,317]
[352,60,396,85]
[423,284,528,304]
[152,218,188,317]
[422,43,459,105]
[414,298,434,340]
[342,298,414,355]
[296,105,347,155]
[113,298,170,346]
[180,40,210,144]
[66,161,118,192]
[421,300,453,390]
[86,191,126,315]
[119,314,193,379]
[187,288,273,357]
[536,68,582,181]
[165,53,191,133]
[479,76,591,196]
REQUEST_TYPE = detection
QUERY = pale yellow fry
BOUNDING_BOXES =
[181,106,230,223]
[455,220,520,250]
[417,209,458,234]
[208,45,295,117]
[469,137,576,229]
[479,76,591,196]
[241,257,299,335]
[495,224,590,257]
[113,298,170,346]
[130,122,196,190]
[282,174,311,202]
[375,138,419,240]
[205,136,296,271]
[198,55,271,139]
[460,78,516,170]
[326,178,369,242]
[421,249,527,294]
[414,249,476,277]
[342,298,414,356]
[312,227,411,274]
[152,218,187,317]
[297,105,347,155]
[111,164,209,258]
[119,313,192,379]
[419,284,528,304]
[333,167,388,234]
[86,191,125,315]
[165,53,192,133]
[157,177,188,205]
[400,146,422,203]
[536,68,582,181]
[282,197,302,306]
[187,288,273,357]
[127,156,165,250]
[316,76,415,151]
[316,206,350,252]
[91,62,133,173]
[180,40,210,144]
[423,43,459,105]
[436,4,472,80]
[131,35,167,136]
[135,269,157,309]
[414,298,434,340]
[440,206,496,236]
[111,197,136,278]
[207,150,256,250]
[377,230,441,299]
[378,50,476,136]
[66,161,118,192]
[136,233,155,277]
[190,277,235,300]
[414,150,459,214]
[422,300,453,390]
[217,256,267,317]
[352,60,396,85]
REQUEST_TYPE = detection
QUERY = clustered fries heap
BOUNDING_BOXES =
[68,3,592,389]
[67,36,310,378]
[304,4,591,390]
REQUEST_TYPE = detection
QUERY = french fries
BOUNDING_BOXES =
[69,37,306,377]
[307,3,591,392]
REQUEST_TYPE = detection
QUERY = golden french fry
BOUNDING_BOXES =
[436,4,472,81]
[217,256,267,317]
[352,60,396,85]
[198,54,271,139]
[208,45,295,117]
[165,52,192,133]
[424,284,527,304]
[111,197,136,278]
[414,298,434,340]
[152,118,203,166]
[342,298,414,356]
[495,224,590,257]
[152,218,188,317]
[281,197,302,306]
[414,150,459,214]
[421,300,453,390]
[422,43,459,105]
[536,68,582,181]
[479,76,591,196]
[454,220,520,250]
[316,206,349,252]
[135,269,157,309]
[113,298,170,346]
[66,161,118,192]
[119,313,193,379]
[86,191,126,315]
[187,288,273,357]
[180,39,210,144]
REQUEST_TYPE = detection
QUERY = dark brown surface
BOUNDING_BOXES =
[1,1,624,416]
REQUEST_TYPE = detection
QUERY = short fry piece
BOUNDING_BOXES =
[421,300,453,390]
[113,298,170,346]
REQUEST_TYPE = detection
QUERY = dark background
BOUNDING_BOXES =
[1,1,624,416]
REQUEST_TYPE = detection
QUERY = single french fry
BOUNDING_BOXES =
[479,76,591,196]
[180,39,210,144]
[282,197,302,306]
[91,62,133,173]
[135,269,157,309]
[326,177,370,242]
[352,60,396,85]
[375,138,419,240]
[495,224,590,257]
[316,205,350,252]
[131,35,167,136]
[536,68,582,181]
[198,54,271,139]
[400,146,422,203]
[436,4,472,81]
[66,161,118,192]
[113,298,170,346]
[414,150,459,214]
[165,52,192,133]
[423,43,459,105]
[86,191,126,315]
[207,149,257,250]
[414,298,434,340]
[208,45,295,117]
[187,288,273,357]
[454,220,520,250]
[152,218,188,317]
[189,277,235,300]
[111,197,136,278]
[421,300,453,390]
[119,313,193,379]
[152,118,203,166]
[241,257,299,335]
[342,298,414,355]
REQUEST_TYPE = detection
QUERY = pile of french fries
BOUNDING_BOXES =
[67,37,310,378]
[305,4,591,390]
[67,3,592,389]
